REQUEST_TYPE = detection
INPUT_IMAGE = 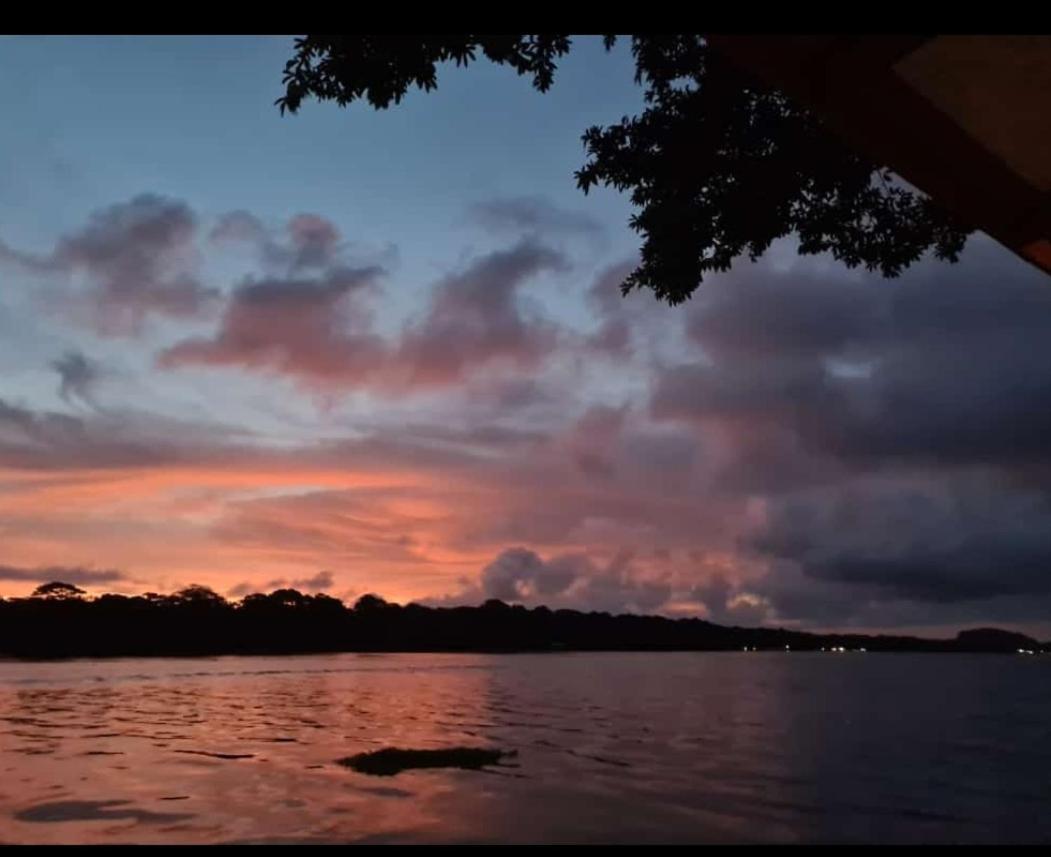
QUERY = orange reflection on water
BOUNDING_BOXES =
[2,652,1049,844]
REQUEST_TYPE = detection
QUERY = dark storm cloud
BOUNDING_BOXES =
[687,574,769,627]
[658,240,1051,473]
[749,478,1051,604]
[652,359,840,426]
[681,264,886,360]
[807,249,1051,469]
[744,557,1051,634]
[648,240,1051,616]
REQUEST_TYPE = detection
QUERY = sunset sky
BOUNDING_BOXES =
[2,36,1050,638]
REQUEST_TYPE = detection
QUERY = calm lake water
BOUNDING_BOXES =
[0,652,1048,844]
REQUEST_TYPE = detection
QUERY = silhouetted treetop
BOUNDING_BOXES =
[354,593,390,612]
[277,35,971,304]
[277,35,575,113]
[169,585,227,608]
[266,588,310,609]
[31,581,86,600]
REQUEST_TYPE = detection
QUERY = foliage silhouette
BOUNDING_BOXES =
[277,35,971,304]
[30,581,87,600]
[0,583,1043,660]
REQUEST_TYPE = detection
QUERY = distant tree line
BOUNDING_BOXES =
[0,581,1043,660]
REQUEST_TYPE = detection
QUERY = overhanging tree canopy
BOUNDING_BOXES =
[277,35,972,304]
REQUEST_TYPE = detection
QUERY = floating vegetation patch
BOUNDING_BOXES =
[337,746,516,777]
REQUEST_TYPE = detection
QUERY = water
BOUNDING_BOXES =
[0,652,1047,844]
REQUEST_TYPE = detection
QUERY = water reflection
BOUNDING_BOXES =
[0,653,1048,844]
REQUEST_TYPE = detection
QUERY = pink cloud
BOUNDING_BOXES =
[158,267,387,386]
[159,239,568,395]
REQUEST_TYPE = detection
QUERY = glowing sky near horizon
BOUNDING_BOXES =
[3,36,1051,639]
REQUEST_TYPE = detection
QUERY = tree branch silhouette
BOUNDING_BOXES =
[277,35,971,304]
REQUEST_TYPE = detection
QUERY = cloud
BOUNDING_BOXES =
[1,194,219,336]
[562,404,628,479]
[159,238,567,396]
[0,564,126,585]
[651,239,1051,485]
[480,547,581,600]
[685,574,771,627]
[0,392,740,614]
[748,477,1051,603]
[157,266,387,387]
[210,211,344,274]
[468,196,603,240]
[437,547,675,616]
[0,398,119,470]
[0,396,250,471]
[681,263,885,361]
[8,187,1051,635]
[474,377,555,412]
[584,260,637,356]
[52,351,101,405]
[577,550,674,614]
[392,239,567,389]
[637,239,1051,624]
[226,570,336,599]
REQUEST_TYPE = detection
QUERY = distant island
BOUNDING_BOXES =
[0,582,1046,660]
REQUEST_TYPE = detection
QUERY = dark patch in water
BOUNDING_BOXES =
[15,799,192,824]
[337,746,515,777]
[173,750,254,760]
[357,785,413,798]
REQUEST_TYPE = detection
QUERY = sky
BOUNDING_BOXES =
[2,36,1050,639]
